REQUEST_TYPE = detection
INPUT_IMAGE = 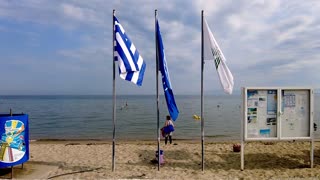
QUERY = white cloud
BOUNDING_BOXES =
[1,0,320,94]
[273,56,320,74]
[193,0,231,17]
[60,3,105,27]
[57,46,109,63]
[275,15,314,43]
[62,3,86,21]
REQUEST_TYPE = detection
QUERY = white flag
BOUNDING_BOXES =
[203,18,234,94]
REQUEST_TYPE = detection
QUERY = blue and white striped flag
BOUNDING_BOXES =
[114,16,146,86]
[156,19,179,121]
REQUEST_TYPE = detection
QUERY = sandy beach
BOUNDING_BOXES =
[1,140,320,179]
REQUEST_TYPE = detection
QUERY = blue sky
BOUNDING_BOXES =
[0,0,320,95]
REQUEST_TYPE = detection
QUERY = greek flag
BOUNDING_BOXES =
[203,18,234,94]
[114,16,146,86]
[156,19,179,121]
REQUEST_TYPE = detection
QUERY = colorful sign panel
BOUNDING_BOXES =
[0,114,29,168]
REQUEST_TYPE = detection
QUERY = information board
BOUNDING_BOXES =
[241,88,314,170]
[243,87,313,140]
[0,114,29,168]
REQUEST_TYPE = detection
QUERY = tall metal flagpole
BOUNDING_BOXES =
[200,10,205,171]
[112,9,116,172]
[155,9,161,171]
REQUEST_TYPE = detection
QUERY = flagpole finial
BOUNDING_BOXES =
[155,9,157,17]
[113,9,115,15]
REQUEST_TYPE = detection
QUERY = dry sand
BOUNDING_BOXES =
[1,140,320,179]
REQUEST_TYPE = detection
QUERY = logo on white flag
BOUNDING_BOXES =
[211,48,221,70]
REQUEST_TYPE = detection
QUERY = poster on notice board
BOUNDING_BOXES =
[246,89,277,138]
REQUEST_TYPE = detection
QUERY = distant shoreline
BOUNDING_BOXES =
[29,137,320,144]
[29,138,236,144]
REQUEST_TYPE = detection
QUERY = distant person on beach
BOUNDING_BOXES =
[163,115,174,145]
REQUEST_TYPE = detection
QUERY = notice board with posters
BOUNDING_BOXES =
[241,87,314,170]
[242,87,313,141]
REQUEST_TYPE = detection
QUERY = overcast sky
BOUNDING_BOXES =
[0,0,319,95]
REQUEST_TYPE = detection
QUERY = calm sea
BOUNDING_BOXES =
[0,95,319,141]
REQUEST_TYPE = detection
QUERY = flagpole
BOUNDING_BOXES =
[155,9,161,171]
[200,10,205,171]
[112,9,116,172]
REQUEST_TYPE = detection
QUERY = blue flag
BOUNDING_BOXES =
[156,19,179,121]
[114,16,146,86]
